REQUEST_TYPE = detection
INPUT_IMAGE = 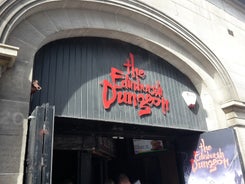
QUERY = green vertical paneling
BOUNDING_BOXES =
[31,37,207,131]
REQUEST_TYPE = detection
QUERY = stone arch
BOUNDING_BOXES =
[0,0,238,129]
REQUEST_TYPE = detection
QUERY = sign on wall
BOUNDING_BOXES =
[32,37,207,130]
[100,53,169,117]
[180,128,244,184]
[133,139,165,154]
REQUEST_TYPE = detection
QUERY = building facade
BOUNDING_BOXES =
[0,0,245,183]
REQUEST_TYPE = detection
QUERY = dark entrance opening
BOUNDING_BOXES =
[30,37,209,184]
[52,117,201,184]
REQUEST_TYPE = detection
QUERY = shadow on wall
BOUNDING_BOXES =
[30,37,207,130]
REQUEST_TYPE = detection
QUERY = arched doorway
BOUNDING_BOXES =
[29,37,207,184]
[0,1,240,184]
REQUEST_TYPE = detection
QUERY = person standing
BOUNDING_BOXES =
[117,174,131,184]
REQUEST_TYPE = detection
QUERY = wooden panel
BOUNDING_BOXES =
[25,104,55,184]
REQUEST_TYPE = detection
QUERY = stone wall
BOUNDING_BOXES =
[0,0,245,183]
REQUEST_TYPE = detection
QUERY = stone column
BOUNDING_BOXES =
[222,101,245,170]
[0,44,30,184]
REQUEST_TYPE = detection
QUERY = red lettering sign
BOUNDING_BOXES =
[100,53,170,117]
[190,139,229,173]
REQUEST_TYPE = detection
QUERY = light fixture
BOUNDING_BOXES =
[182,91,197,109]
[112,136,124,139]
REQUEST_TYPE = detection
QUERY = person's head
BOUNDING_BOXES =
[105,178,115,184]
[117,174,131,184]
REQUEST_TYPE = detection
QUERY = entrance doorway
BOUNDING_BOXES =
[29,36,208,184]
[52,117,200,184]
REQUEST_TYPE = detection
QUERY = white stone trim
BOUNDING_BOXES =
[222,100,245,127]
[0,43,19,78]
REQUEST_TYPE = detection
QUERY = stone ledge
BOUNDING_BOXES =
[225,0,245,14]
[221,100,245,127]
[0,44,19,78]
[221,100,245,113]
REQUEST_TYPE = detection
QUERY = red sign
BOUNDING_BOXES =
[100,53,169,117]
[190,138,229,173]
